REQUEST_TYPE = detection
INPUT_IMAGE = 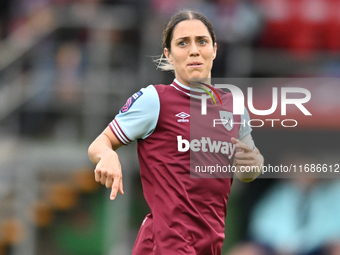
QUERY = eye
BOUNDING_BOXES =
[178,41,186,46]
[199,39,208,45]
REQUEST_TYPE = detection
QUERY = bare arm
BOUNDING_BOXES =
[88,126,124,200]
[231,134,264,182]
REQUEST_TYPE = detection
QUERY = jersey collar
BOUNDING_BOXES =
[171,79,212,98]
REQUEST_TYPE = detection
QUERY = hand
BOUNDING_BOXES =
[231,137,262,182]
[94,150,124,200]
[231,137,257,170]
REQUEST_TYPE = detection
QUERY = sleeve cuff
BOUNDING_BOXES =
[109,119,132,145]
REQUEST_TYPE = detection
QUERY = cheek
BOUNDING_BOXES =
[205,53,215,66]
[176,54,186,64]
[173,55,187,69]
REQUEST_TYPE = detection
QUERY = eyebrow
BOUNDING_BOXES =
[174,35,210,42]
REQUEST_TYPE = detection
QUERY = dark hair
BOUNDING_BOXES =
[162,10,216,52]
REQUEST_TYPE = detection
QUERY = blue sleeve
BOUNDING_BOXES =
[109,85,160,145]
[238,106,252,140]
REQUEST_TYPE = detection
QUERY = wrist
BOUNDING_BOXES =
[98,149,117,163]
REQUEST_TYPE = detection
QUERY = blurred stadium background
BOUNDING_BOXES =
[0,0,340,255]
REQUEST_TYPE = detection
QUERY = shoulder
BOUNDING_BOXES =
[136,85,160,108]
[152,84,174,94]
[112,84,161,142]
[119,85,159,114]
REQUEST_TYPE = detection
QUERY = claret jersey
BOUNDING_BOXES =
[109,79,252,255]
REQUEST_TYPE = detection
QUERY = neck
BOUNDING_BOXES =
[175,76,211,89]
[174,78,211,90]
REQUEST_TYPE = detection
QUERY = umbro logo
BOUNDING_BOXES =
[175,112,190,122]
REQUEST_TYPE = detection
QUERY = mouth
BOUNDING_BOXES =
[187,61,203,68]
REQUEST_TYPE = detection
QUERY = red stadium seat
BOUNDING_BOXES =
[325,0,340,51]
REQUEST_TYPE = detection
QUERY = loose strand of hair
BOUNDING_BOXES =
[152,54,174,72]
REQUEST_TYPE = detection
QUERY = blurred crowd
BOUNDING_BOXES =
[3,0,340,50]
[1,0,340,139]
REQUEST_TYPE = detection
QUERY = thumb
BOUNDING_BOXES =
[231,137,240,144]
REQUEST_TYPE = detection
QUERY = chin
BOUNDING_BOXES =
[190,73,207,80]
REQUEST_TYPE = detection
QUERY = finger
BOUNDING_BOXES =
[100,172,107,185]
[105,176,113,189]
[118,178,124,195]
[94,169,101,182]
[231,138,248,153]
[235,142,252,153]
[110,176,120,200]
[233,159,256,166]
[231,137,241,144]
[235,151,256,160]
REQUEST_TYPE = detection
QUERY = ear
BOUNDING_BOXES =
[213,43,217,60]
[164,48,173,64]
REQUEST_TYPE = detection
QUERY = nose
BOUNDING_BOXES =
[189,42,200,57]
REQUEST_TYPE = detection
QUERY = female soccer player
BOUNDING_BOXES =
[88,10,264,255]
